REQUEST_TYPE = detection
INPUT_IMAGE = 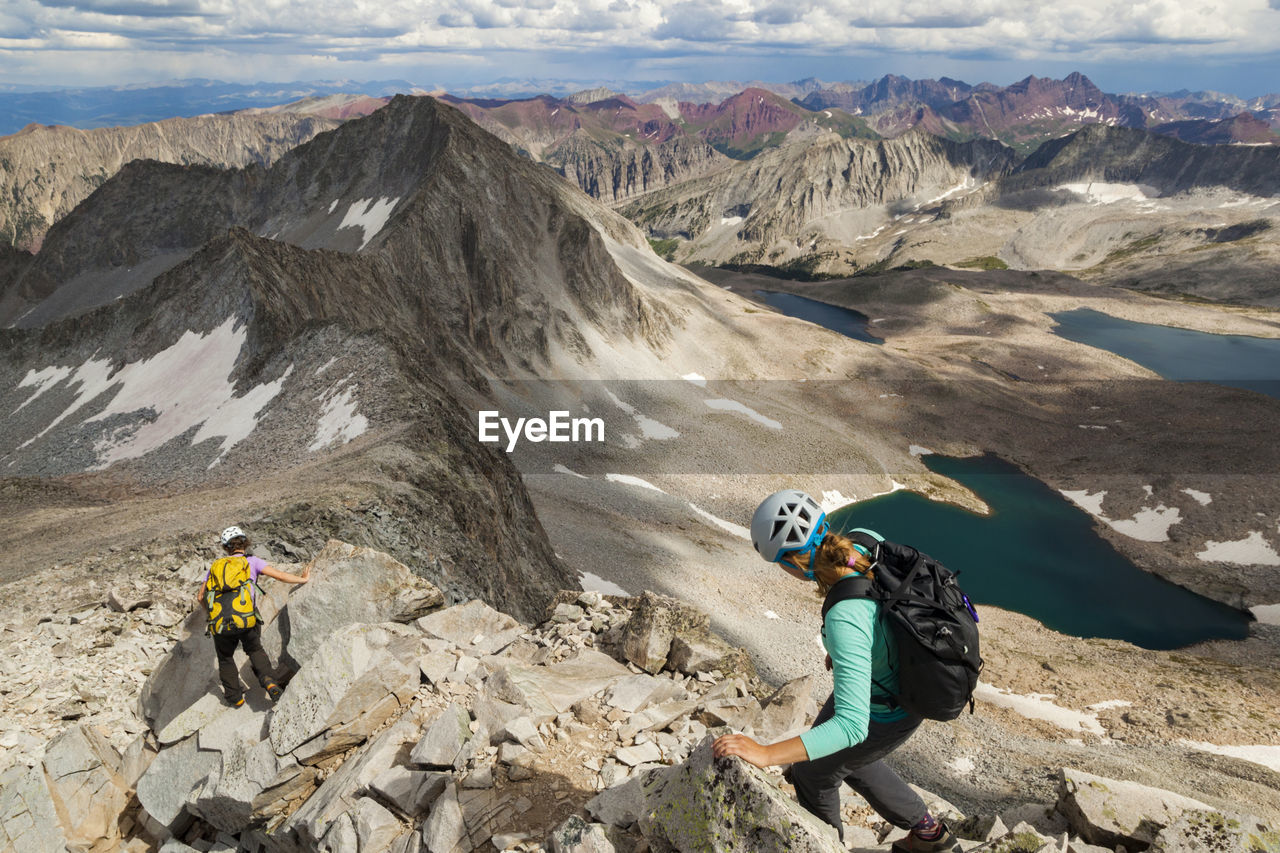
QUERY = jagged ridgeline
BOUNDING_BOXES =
[0,94,699,619]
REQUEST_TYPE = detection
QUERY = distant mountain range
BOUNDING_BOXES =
[4,73,1277,139]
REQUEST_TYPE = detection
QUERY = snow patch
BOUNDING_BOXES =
[1058,182,1158,204]
[1178,740,1280,774]
[553,463,588,479]
[703,398,782,429]
[605,390,679,440]
[820,490,855,513]
[309,381,368,452]
[327,199,339,214]
[580,571,629,596]
[315,357,337,375]
[1196,531,1280,566]
[719,216,744,227]
[12,365,74,413]
[1108,505,1181,542]
[689,503,750,540]
[337,196,400,250]
[1086,700,1132,711]
[1182,488,1212,506]
[17,317,293,468]
[1061,489,1107,517]
[973,682,1106,736]
[1060,489,1181,542]
[909,445,933,457]
[605,473,666,493]
[682,372,707,387]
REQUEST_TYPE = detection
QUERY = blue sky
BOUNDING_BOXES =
[1,0,1278,96]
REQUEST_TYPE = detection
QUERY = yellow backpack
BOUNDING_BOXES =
[204,555,260,634]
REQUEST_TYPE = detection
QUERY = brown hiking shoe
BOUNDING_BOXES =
[891,824,961,853]
[266,682,283,702]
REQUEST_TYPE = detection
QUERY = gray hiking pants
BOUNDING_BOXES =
[788,693,928,841]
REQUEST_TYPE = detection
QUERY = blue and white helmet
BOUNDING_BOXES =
[750,490,828,571]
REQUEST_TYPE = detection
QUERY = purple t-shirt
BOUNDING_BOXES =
[202,555,266,603]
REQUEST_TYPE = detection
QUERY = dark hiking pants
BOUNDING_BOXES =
[212,624,275,703]
[788,693,928,842]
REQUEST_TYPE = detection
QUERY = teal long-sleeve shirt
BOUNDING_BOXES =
[799,577,906,761]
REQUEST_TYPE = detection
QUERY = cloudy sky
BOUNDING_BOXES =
[1,0,1278,95]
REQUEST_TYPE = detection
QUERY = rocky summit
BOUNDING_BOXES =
[2,542,1275,853]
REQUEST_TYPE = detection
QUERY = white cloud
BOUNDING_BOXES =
[0,0,1276,85]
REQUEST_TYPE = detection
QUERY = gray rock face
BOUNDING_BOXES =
[550,814,617,853]
[755,675,816,743]
[135,732,221,831]
[284,718,420,846]
[1150,810,1280,853]
[262,540,444,673]
[410,702,473,769]
[268,622,421,758]
[421,781,466,853]
[1056,768,1212,849]
[621,592,707,674]
[369,766,448,817]
[637,732,845,852]
[191,707,303,831]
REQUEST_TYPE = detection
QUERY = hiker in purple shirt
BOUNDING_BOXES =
[198,526,311,707]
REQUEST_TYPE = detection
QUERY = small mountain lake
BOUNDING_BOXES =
[752,290,883,344]
[1050,308,1280,400]
[828,453,1250,650]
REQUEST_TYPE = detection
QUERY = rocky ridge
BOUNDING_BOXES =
[2,540,1277,853]
[622,130,1016,270]
[0,112,343,252]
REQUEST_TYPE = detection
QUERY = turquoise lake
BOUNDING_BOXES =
[828,453,1250,650]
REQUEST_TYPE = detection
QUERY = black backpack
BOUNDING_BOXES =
[821,529,982,721]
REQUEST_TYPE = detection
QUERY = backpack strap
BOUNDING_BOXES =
[821,574,874,619]
[820,575,897,707]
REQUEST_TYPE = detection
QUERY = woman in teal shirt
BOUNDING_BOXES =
[713,490,958,853]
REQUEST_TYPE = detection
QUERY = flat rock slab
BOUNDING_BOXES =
[494,648,632,719]
[416,600,523,656]
[638,732,845,853]
[1057,768,1211,848]
[41,723,131,850]
[158,692,233,746]
[604,674,685,714]
[0,764,68,853]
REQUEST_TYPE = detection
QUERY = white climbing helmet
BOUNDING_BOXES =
[220,526,247,547]
[750,490,828,568]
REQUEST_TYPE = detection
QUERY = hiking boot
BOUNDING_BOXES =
[224,695,245,708]
[266,682,283,702]
[891,824,961,853]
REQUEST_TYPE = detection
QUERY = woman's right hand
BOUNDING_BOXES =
[824,654,832,671]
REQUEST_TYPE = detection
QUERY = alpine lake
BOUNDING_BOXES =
[757,293,1275,649]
